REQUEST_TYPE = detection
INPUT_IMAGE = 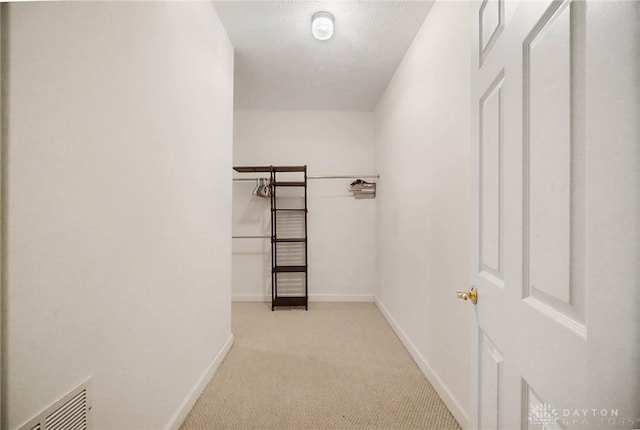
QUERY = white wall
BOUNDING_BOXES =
[374,1,471,427]
[4,3,233,429]
[233,111,376,302]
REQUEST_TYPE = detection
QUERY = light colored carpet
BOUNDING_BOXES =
[180,302,461,430]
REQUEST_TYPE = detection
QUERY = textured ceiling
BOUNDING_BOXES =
[213,1,434,111]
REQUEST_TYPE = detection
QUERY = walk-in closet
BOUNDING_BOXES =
[231,112,379,305]
[5,1,637,429]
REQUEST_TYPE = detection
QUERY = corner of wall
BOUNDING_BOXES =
[165,334,234,430]
[374,298,469,428]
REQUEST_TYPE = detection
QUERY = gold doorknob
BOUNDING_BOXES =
[456,286,478,305]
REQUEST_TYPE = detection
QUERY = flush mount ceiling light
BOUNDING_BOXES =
[312,12,334,41]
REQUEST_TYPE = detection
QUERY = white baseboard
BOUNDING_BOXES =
[232,294,268,302]
[309,294,375,302]
[374,298,469,429]
[232,294,375,303]
[165,334,234,430]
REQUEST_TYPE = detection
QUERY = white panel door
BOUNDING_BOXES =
[468,1,639,429]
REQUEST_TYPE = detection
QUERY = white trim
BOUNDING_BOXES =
[164,334,234,430]
[232,294,375,303]
[309,294,375,302]
[232,294,267,302]
[374,297,469,429]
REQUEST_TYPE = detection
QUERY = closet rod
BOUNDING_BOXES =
[232,235,270,239]
[233,174,379,182]
[233,178,267,182]
[307,174,380,180]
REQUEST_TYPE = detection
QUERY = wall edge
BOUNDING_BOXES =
[374,297,469,429]
[164,334,234,430]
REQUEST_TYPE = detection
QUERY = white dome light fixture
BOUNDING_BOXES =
[312,12,334,41]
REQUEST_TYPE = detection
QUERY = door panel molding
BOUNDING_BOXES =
[479,69,505,283]
[479,331,503,429]
[522,0,586,329]
[479,0,504,66]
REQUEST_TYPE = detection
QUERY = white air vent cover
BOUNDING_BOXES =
[18,378,92,430]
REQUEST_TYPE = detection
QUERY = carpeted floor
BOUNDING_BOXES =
[180,302,461,430]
